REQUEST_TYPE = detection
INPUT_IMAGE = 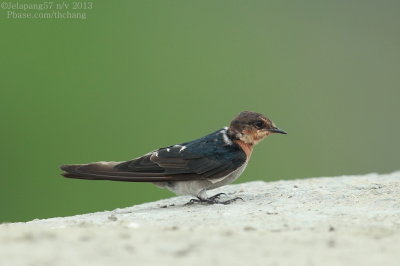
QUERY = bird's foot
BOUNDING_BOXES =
[208,193,227,201]
[219,197,244,205]
[185,198,218,205]
[185,194,243,205]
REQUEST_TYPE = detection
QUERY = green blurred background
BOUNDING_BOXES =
[1,1,399,222]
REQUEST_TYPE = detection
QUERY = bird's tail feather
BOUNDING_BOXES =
[60,162,169,182]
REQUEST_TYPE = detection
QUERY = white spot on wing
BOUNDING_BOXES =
[166,148,170,152]
[96,161,119,167]
[220,128,232,145]
[179,146,187,152]
[222,133,232,145]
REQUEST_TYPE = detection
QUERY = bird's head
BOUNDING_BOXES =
[227,111,287,145]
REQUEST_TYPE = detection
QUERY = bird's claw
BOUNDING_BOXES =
[185,198,217,205]
[208,193,227,201]
[219,197,244,205]
[185,194,243,205]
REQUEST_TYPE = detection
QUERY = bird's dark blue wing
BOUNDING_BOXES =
[114,128,246,180]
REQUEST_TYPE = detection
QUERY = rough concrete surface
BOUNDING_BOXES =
[1,172,400,266]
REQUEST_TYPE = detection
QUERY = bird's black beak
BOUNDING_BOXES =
[268,127,287,134]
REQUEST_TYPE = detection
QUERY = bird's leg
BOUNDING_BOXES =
[185,190,217,205]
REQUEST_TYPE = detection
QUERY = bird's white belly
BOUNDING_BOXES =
[153,162,248,199]
[208,161,248,188]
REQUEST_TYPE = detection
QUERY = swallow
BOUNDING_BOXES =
[60,111,287,205]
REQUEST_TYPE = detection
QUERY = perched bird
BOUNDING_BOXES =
[61,111,286,204]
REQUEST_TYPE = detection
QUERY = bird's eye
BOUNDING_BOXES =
[254,121,264,129]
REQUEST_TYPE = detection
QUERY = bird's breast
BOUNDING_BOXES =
[233,139,253,159]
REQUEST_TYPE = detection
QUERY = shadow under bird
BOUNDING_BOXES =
[61,111,287,204]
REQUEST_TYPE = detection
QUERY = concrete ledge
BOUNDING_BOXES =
[1,172,400,266]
